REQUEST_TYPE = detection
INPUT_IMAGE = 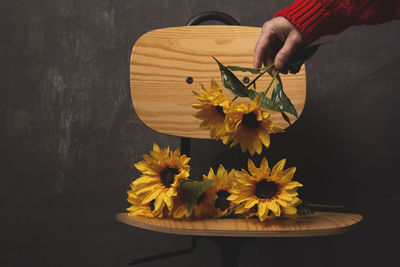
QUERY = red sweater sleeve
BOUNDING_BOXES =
[275,0,400,45]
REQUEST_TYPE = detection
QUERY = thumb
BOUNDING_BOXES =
[274,33,302,71]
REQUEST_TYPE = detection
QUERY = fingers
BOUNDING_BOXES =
[254,17,304,74]
[253,22,272,68]
[274,32,303,71]
[263,54,276,76]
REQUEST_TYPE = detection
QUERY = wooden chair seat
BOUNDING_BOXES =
[117,212,362,237]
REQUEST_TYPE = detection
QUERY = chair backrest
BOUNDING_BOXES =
[130,25,306,138]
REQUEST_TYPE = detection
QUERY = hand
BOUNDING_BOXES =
[253,17,304,74]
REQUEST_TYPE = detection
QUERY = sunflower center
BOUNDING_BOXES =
[255,179,278,199]
[242,112,259,129]
[160,167,179,188]
[149,200,155,211]
[214,105,225,116]
[214,190,231,211]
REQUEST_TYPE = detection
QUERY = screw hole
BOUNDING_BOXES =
[186,77,193,84]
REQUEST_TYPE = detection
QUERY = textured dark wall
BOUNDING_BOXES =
[1,0,399,266]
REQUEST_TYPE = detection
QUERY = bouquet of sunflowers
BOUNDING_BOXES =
[126,44,321,222]
[128,143,302,222]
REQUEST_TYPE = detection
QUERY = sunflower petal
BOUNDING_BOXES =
[142,188,163,204]
[275,167,296,183]
[134,183,159,195]
[271,159,286,177]
[258,201,268,220]
[289,197,302,206]
[247,159,257,175]
[153,143,160,152]
[164,194,173,209]
[276,198,288,207]
[268,201,281,216]
[254,139,263,154]
[258,130,270,147]
[154,195,163,211]
[281,181,303,190]
[244,199,258,209]
[282,206,297,215]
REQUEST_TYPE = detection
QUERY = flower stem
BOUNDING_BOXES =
[232,96,238,102]
[263,70,279,96]
[308,203,344,209]
[246,63,274,89]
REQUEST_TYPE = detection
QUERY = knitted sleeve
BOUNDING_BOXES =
[275,0,400,45]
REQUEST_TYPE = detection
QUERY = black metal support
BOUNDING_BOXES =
[185,11,240,26]
[128,236,251,266]
[128,237,198,265]
[206,237,252,267]
[127,10,244,267]
[181,11,239,159]
[180,137,191,157]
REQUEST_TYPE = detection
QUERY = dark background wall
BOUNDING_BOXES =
[1,0,399,266]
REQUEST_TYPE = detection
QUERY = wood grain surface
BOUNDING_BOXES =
[117,212,362,237]
[130,25,306,138]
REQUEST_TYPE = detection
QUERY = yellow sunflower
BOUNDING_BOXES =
[169,192,192,219]
[192,80,232,144]
[132,143,190,214]
[126,184,164,217]
[228,158,303,222]
[194,164,236,218]
[225,96,283,155]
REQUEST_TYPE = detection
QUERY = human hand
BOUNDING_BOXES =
[253,17,304,74]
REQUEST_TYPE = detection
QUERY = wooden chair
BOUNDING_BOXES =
[117,11,363,266]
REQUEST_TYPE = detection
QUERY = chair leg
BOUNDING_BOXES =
[220,242,239,267]
[206,237,252,267]
[128,236,198,265]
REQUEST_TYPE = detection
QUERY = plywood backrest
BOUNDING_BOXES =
[130,25,306,138]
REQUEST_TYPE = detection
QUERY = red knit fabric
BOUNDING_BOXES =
[275,0,400,45]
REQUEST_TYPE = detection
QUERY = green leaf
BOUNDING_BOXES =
[226,65,262,74]
[308,203,345,209]
[297,202,314,215]
[179,179,213,213]
[248,90,282,112]
[288,43,322,74]
[281,112,291,126]
[271,83,298,117]
[218,206,237,219]
[213,57,249,97]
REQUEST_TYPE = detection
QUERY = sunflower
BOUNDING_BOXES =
[169,192,192,219]
[194,164,236,218]
[225,96,283,155]
[132,143,190,214]
[126,184,164,217]
[192,80,232,144]
[228,158,303,222]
